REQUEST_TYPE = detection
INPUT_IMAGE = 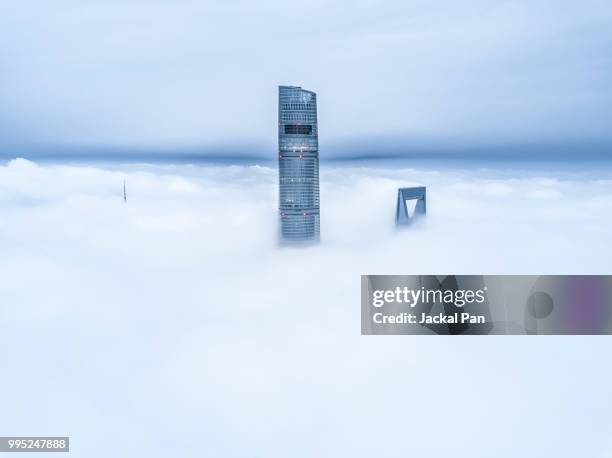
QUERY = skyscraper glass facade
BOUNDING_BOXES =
[278,86,320,242]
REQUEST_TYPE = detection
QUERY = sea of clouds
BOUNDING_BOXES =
[1,158,611,457]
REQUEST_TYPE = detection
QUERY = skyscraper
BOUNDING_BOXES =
[278,86,320,242]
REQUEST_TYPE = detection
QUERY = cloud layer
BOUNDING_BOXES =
[1,158,612,456]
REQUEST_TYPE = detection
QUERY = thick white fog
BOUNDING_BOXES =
[1,158,612,457]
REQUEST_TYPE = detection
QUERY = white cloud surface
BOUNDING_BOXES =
[0,158,611,457]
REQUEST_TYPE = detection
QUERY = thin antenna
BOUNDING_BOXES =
[123,180,127,203]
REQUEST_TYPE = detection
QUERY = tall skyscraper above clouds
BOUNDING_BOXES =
[278,86,320,242]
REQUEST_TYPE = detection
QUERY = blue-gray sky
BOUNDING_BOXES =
[1,0,611,157]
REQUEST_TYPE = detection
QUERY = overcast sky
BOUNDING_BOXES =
[1,0,611,156]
